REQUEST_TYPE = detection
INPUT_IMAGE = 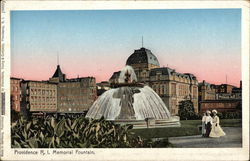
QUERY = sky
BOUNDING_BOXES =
[11,9,241,87]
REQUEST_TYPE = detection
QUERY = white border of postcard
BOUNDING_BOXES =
[1,1,249,161]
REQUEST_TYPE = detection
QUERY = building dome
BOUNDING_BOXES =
[126,47,160,67]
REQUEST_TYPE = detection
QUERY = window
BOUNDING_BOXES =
[171,83,176,96]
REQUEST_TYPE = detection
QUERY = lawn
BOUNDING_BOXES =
[131,119,242,139]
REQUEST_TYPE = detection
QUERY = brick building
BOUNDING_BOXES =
[10,77,22,112]
[109,47,199,115]
[20,81,57,114]
[56,78,96,113]
[49,65,97,113]
[199,81,242,113]
[200,99,241,113]
[198,80,216,101]
[14,64,97,116]
[215,84,236,94]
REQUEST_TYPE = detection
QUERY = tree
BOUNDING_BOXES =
[178,100,195,120]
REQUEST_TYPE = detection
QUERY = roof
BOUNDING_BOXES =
[126,47,160,66]
[149,67,197,80]
[199,80,214,87]
[110,71,121,79]
[66,77,95,82]
[52,65,64,78]
[10,77,23,80]
[21,80,57,85]
[200,99,241,103]
[149,67,174,76]
[51,65,65,82]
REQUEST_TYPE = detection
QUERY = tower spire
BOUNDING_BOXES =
[142,36,144,47]
[57,52,59,66]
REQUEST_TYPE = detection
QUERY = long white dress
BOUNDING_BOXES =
[209,115,226,138]
[201,116,206,136]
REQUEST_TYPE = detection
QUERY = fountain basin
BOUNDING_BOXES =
[112,116,181,129]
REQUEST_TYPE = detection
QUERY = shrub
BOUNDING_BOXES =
[11,115,147,148]
[178,100,197,120]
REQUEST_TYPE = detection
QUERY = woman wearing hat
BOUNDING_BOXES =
[201,112,207,137]
[205,110,212,137]
[209,109,226,138]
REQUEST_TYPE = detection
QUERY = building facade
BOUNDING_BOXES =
[20,81,57,113]
[57,77,96,113]
[109,47,199,115]
[10,77,22,112]
[200,99,241,113]
[16,65,97,115]
[215,84,236,94]
[199,80,242,113]
[49,65,97,113]
[198,80,216,101]
[148,68,198,115]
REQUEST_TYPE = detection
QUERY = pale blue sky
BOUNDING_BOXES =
[11,9,241,86]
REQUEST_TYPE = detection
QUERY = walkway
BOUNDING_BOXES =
[168,127,242,148]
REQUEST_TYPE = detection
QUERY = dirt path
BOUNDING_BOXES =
[168,127,242,148]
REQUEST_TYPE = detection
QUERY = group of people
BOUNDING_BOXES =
[201,109,226,138]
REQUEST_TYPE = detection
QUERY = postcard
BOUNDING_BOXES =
[0,0,249,160]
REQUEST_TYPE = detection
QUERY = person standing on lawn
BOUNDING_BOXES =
[201,112,207,137]
[209,109,226,138]
[205,110,212,137]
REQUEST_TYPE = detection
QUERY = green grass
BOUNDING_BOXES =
[131,119,242,139]
[220,119,242,127]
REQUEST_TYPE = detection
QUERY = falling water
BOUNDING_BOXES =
[118,65,137,83]
[86,65,171,120]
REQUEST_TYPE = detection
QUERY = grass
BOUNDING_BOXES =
[131,119,242,139]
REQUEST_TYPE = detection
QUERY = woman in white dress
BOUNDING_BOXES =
[201,112,206,137]
[209,109,226,138]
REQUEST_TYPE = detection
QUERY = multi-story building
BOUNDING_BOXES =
[214,83,241,100]
[20,81,57,114]
[232,81,242,99]
[199,81,242,113]
[200,99,241,113]
[49,65,97,113]
[14,64,97,116]
[215,84,236,94]
[110,47,199,115]
[56,77,96,113]
[198,80,216,101]
[10,77,22,112]
[198,80,216,111]
[148,68,198,115]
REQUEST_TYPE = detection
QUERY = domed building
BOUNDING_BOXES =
[110,47,199,115]
[126,47,160,82]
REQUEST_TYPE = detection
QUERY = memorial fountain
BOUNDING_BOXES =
[86,66,180,128]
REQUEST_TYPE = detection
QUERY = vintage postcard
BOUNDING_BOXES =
[0,0,249,160]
